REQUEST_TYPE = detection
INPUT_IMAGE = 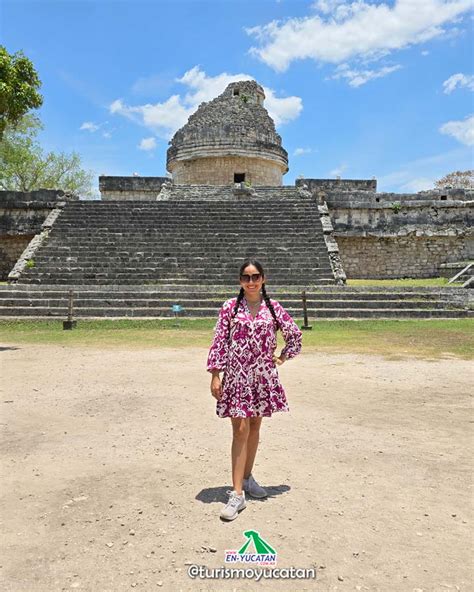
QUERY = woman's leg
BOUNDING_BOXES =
[244,417,263,479]
[230,417,250,495]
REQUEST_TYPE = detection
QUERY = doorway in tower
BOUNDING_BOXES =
[234,173,246,183]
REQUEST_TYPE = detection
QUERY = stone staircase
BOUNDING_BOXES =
[3,185,471,319]
[0,284,471,319]
[13,188,335,286]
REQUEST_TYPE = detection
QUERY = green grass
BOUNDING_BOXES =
[1,318,472,359]
[347,278,451,287]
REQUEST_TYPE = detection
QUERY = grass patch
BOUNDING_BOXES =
[0,318,472,359]
[347,278,451,287]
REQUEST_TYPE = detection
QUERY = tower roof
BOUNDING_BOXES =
[166,80,288,175]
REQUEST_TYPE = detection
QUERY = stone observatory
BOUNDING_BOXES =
[166,80,289,186]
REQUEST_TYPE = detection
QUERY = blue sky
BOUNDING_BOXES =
[2,0,473,195]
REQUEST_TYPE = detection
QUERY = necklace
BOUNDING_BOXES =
[245,296,262,319]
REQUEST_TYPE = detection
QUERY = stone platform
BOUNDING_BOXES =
[0,284,471,319]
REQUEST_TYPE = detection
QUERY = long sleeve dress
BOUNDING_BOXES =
[206,296,303,418]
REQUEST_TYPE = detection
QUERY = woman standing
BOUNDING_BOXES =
[207,259,302,520]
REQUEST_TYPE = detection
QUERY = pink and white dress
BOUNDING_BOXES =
[207,296,302,418]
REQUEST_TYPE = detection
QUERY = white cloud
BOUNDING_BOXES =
[294,147,312,156]
[312,0,356,19]
[80,121,99,132]
[331,63,402,87]
[439,114,474,145]
[247,0,471,76]
[329,163,348,177]
[138,137,157,151]
[399,177,435,192]
[378,147,472,191]
[442,73,474,94]
[421,50,430,56]
[109,66,302,138]
[110,95,190,135]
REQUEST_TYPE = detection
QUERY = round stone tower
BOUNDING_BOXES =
[166,80,288,186]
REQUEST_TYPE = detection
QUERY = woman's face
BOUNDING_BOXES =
[239,264,264,297]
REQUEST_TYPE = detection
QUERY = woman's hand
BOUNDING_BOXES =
[273,354,286,366]
[211,374,222,400]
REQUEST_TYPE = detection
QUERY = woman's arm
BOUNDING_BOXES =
[274,301,303,361]
[206,300,233,373]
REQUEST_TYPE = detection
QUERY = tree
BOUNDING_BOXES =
[435,170,474,191]
[0,46,43,139]
[0,115,94,195]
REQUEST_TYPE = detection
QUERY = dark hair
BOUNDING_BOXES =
[228,258,279,339]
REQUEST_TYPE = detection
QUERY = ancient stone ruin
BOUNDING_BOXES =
[0,80,472,319]
[166,81,288,186]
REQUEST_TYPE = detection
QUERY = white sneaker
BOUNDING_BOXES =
[220,490,246,520]
[243,474,268,498]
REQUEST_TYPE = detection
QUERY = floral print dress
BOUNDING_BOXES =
[207,296,303,418]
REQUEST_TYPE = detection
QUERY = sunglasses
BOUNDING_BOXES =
[240,273,262,283]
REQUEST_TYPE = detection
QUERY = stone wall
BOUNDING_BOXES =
[337,235,470,278]
[170,156,283,186]
[0,235,31,280]
[99,176,169,200]
[0,190,75,280]
[297,178,377,193]
[323,189,473,278]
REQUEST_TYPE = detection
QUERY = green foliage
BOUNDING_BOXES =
[0,46,43,139]
[391,201,401,213]
[25,259,35,268]
[240,94,249,103]
[0,114,94,195]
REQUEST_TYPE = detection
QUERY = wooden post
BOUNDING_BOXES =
[301,290,312,330]
[63,289,77,330]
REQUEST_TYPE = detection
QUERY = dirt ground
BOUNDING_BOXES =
[0,344,472,592]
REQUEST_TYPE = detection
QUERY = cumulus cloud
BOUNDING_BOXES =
[109,66,302,138]
[330,64,402,87]
[294,147,312,156]
[442,73,474,94]
[138,137,157,151]
[247,0,471,86]
[439,114,474,145]
[80,121,100,132]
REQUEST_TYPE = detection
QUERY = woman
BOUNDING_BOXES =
[206,259,302,520]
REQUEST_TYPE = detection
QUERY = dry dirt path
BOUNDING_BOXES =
[0,344,472,591]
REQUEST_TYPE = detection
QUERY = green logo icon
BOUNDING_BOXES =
[238,530,276,555]
[225,530,277,565]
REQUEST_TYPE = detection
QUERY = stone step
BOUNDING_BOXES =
[47,233,326,241]
[0,297,466,310]
[33,250,330,260]
[17,278,337,286]
[19,268,334,277]
[42,232,328,240]
[0,306,469,319]
[2,284,470,319]
[35,241,329,249]
[0,288,465,300]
